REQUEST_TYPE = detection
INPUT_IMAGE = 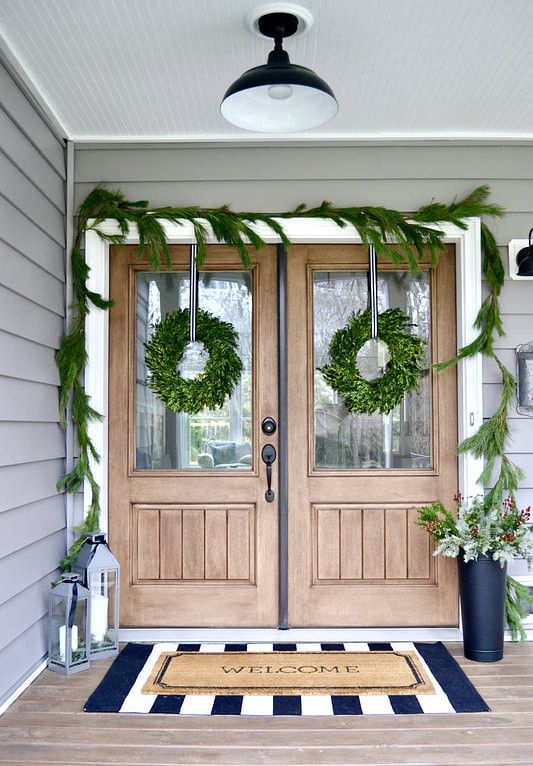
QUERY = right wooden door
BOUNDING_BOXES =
[287,244,458,627]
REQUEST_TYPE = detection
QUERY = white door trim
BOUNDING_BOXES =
[84,217,483,639]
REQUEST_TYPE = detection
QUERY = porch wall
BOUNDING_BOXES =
[0,62,66,707]
[74,142,533,576]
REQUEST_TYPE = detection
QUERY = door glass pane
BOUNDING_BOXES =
[136,271,252,470]
[313,270,432,470]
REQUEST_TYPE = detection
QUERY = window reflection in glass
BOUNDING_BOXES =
[313,271,432,471]
[136,271,252,470]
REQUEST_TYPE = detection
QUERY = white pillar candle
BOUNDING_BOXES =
[91,593,108,642]
[59,624,78,661]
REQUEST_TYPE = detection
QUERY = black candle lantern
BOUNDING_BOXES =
[72,532,120,659]
[48,574,90,675]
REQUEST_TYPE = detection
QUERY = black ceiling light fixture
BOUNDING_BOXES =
[516,229,533,277]
[220,3,338,133]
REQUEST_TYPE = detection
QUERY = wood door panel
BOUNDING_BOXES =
[340,509,362,579]
[109,245,278,627]
[288,245,458,627]
[136,508,160,579]
[134,505,255,584]
[160,509,182,579]
[407,507,432,579]
[385,508,408,579]
[312,505,433,584]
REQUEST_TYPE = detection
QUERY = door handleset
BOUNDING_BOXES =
[261,443,277,503]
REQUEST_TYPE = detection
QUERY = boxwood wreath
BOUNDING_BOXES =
[56,184,532,639]
[144,308,243,414]
[321,307,426,415]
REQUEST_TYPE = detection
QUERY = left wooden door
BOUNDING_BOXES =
[108,245,279,627]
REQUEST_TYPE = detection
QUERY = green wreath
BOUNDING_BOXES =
[320,308,426,415]
[144,308,243,415]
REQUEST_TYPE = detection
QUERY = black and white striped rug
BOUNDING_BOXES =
[84,641,489,716]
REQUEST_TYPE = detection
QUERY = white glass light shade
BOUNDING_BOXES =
[221,55,338,133]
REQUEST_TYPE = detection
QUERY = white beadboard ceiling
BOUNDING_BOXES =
[1,0,532,142]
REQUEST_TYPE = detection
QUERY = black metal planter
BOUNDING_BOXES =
[458,554,507,662]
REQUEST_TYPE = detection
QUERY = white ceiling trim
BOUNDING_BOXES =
[71,132,533,144]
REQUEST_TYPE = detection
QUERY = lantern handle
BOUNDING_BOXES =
[67,581,78,630]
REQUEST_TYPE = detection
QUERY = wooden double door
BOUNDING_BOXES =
[109,244,458,628]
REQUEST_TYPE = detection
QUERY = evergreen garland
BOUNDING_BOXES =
[56,184,530,639]
[321,308,426,414]
[145,309,243,415]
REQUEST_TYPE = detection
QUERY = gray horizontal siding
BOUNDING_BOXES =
[0,578,52,654]
[0,459,65,515]
[0,151,64,245]
[0,496,65,559]
[0,616,48,707]
[0,423,65,467]
[75,144,533,183]
[0,195,64,280]
[0,332,60,385]
[0,62,65,708]
[0,106,65,211]
[0,530,65,607]
[0,65,65,179]
[0,240,64,314]
[74,177,533,216]
[0,285,63,348]
[0,378,60,422]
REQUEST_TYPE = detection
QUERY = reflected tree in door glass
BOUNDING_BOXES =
[136,271,252,470]
[313,271,432,471]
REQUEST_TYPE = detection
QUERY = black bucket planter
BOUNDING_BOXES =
[458,554,507,662]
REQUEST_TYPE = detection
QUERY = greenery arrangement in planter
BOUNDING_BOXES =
[417,494,533,652]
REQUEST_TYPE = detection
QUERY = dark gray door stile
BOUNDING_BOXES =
[277,244,289,629]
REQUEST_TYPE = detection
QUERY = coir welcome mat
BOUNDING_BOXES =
[84,642,489,716]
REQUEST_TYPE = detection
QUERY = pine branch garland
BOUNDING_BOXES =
[55,184,530,640]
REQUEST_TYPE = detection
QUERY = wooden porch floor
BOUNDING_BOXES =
[1,643,532,765]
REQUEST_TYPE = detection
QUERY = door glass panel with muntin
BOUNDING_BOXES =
[135,271,252,470]
[313,270,431,471]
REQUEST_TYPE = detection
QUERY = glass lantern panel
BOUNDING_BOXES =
[49,597,67,666]
[70,598,89,666]
[49,597,88,667]
[88,570,117,652]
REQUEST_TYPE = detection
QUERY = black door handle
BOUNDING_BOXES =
[261,444,277,503]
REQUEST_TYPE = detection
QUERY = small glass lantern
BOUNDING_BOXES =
[72,532,120,659]
[48,574,90,675]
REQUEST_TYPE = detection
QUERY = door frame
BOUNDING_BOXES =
[83,216,483,640]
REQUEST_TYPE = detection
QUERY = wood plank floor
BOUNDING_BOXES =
[1,643,532,765]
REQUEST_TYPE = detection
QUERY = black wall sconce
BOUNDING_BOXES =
[508,235,533,279]
[516,230,533,276]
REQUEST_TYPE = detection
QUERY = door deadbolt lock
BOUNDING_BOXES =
[261,417,277,435]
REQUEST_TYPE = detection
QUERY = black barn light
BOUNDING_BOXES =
[516,229,533,276]
[221,9,338,133]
